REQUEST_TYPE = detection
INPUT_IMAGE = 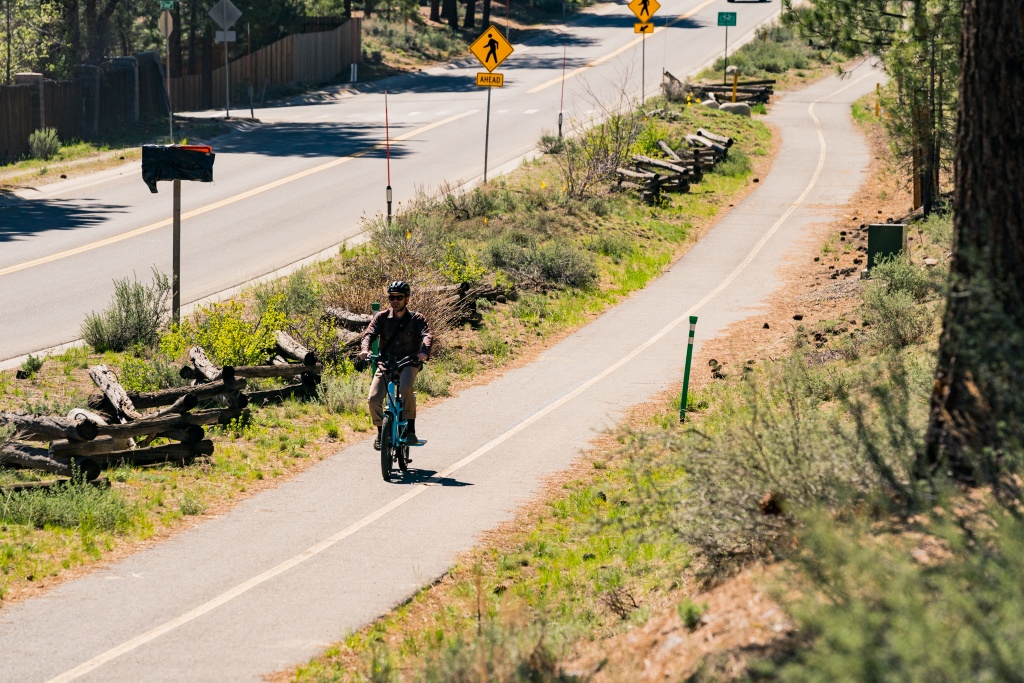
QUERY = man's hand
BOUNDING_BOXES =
[358,351,369,360]
[418,353,428,362]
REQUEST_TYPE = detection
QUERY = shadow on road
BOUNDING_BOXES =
[211,121,414,159]
[392,468,472,487]
[0,190,128,242]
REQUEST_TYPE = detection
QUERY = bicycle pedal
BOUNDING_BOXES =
[409,439,427,447]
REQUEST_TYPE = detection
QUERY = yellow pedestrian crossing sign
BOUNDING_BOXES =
[628,0,660,21]
[470,25,514,73]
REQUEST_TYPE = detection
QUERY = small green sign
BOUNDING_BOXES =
[159,0,174,9]
[718,11,736,26]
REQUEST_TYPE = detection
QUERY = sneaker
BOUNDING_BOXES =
[373,427,382,451]
[405,419,418,445]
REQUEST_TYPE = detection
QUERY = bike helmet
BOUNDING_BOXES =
[387,280,411,296]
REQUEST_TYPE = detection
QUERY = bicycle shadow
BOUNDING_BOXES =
[391,468,472,487]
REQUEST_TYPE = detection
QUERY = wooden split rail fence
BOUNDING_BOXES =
[691,79,776,105]
[616,128,734,204]
[1,285,514,488]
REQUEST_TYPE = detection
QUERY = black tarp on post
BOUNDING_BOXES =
[141,144,215,193]
[141,144,216,324]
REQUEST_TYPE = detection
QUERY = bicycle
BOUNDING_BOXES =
[369,354,426,481]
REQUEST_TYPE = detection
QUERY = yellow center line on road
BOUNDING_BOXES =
[0,110,475,278]
[526,0,719,94]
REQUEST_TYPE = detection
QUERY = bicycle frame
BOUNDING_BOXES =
[383,374,407,449]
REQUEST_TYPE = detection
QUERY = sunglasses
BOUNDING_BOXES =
[388,294,406,301]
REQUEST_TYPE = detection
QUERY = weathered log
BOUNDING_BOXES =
[696,129,734,147]
[276,330,317,365]
[1,443,101,480]
[88,365,141,421]
[87,410,225,440]
[145,393,198,420]
[633,154,690,174]
[188,346,234,382]
[160,426,205,443]
[336,328,363,350]
[464,284,513,302]
[617,167,657,179]
[92,439,215,466]
[324,307,372,332]
[68,409,134,451]
[657,140,683,161]
[232,363,324,379]
[121,378,247,410]
[171,407,248,427]
[244,380,317,406]
[693,135,728,156]
[0,412,98,442]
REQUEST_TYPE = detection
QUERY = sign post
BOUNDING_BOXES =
[718,11,737,84]
[158,9,174,142]
[470,25,514,183]
[628,0,659,102]
[209,0,242,118]
[679,316,698,422]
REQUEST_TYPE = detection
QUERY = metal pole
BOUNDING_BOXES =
[723,26,728,84]
[172,179,181,324]
[224,32,230,118]
[641,31,645,104]
[558,46,565,139]
[679,315,698,422]
[248,23,254,119]
[385,90,392,224]
[166,33,173,142]
[483,87,492,183]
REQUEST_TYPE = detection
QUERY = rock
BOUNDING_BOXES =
[793,314,804,321]
[923,257,939,267]
[701,99,720,109]
[719,102,752,117]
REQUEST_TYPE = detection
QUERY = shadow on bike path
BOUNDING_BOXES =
[392,469,473,487]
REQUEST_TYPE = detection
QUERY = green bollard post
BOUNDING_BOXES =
[679,315,698,423]
[370,302,381,374]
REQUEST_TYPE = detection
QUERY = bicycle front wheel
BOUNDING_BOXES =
[380,413,394,481]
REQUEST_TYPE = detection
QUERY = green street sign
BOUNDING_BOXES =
[718,11,736,26]
[159,0,174,9]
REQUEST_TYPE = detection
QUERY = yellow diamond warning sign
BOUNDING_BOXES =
[476,72,504,87]
[634,22,653,33]
[470,25,514,73]
[628,0,660,21]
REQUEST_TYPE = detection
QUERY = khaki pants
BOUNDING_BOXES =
[368,365,419,426]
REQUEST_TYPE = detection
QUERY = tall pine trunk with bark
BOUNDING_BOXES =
[924,0,1024,489]
[464,0,476,28]
[482,0,491,26]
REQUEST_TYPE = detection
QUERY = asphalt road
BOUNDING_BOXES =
[0,0,783,364]
[0,61,885,682]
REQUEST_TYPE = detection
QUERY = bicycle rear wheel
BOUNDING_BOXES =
[380,413,394,481]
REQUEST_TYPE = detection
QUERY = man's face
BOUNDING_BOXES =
[388,292,408,313]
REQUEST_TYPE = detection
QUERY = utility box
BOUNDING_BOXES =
[867,223,907,270]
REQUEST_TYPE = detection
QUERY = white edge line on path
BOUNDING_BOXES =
[0,110,475,279]
[45,73,873,683]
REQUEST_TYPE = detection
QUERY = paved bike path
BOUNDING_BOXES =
[0,63,883,682]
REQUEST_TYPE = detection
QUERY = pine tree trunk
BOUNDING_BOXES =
[464,0,477,28]
[482,0,491,26]
[924,0,1024,485]
[443,0,459,28]
[430,0,440,22]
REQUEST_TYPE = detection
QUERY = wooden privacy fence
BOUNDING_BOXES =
[0,85,33,161]
[171,18,361,112]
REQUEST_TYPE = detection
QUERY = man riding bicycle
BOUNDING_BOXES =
[358,281,432,449]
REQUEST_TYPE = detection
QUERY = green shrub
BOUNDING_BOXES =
[869,255,936,302]
[81,269,171,352]
[317,371,370,415]
[438,243,486,285]
[861,285,933,349]
[0,478,140,532]
[779,508,1024,682]
[416,364,451,397]
[29,127,61,160]
[488,236,598,289]
[179,491,206,516]
[160,296,288,366]
[538,134,564,154]
[117,354,189,393]
[632,120,670,157]
[419,622,574,683]
[19,354,44,377]
[710,149,750,178]
[256,270,321,318]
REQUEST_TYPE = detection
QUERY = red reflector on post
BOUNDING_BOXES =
[176,145,213,154]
